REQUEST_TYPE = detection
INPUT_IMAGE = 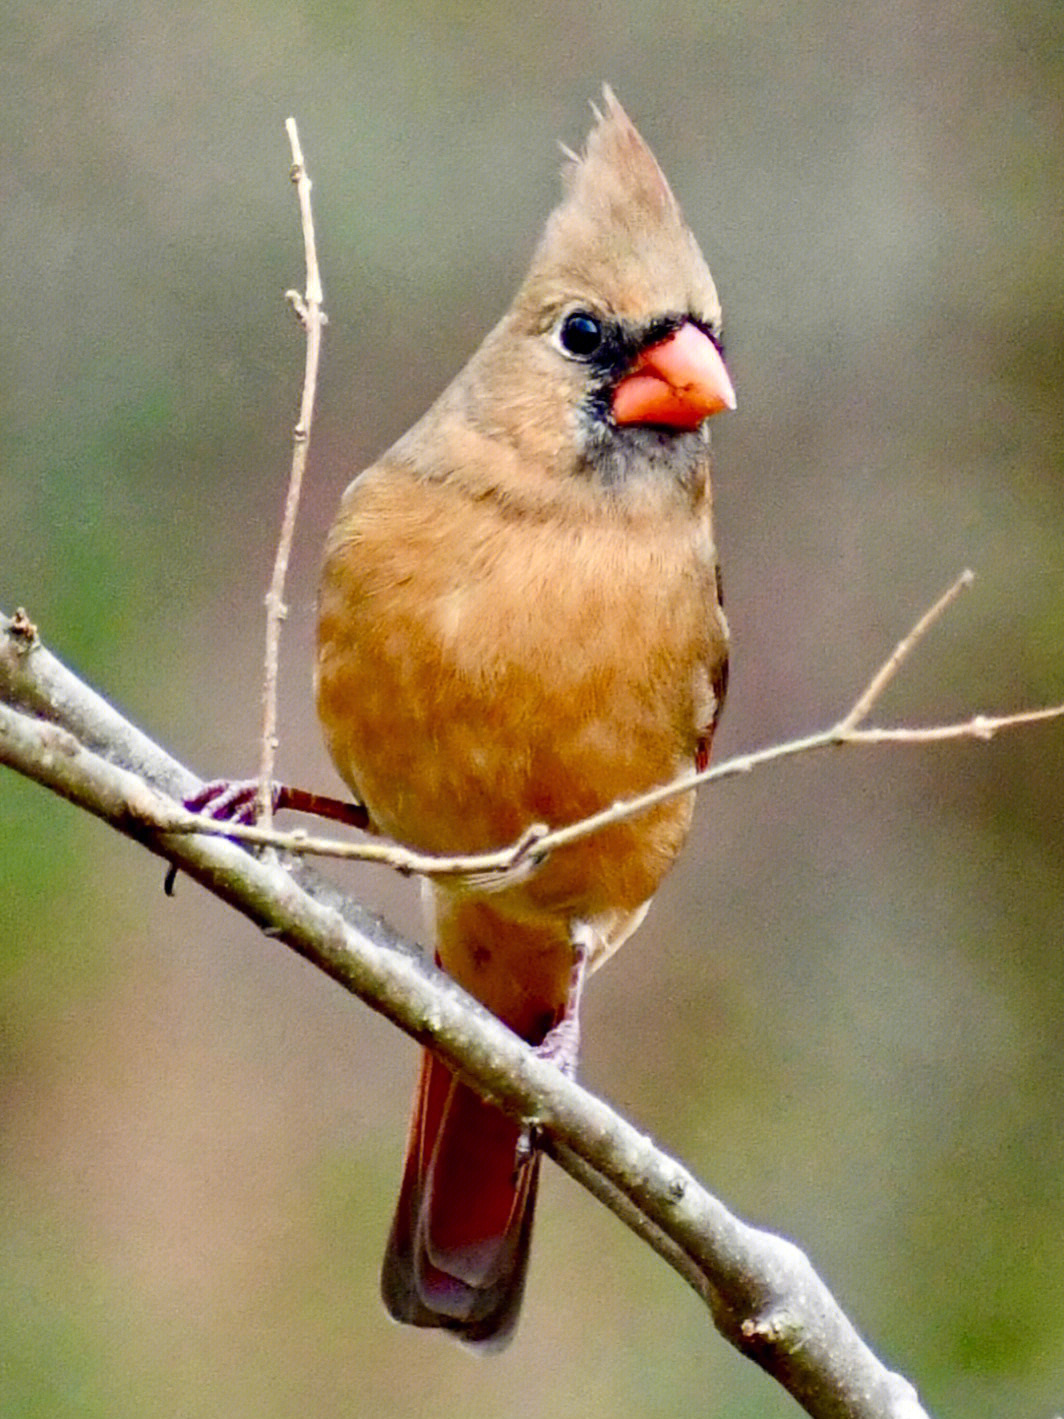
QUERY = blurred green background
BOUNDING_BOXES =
[3,2,1063,1415]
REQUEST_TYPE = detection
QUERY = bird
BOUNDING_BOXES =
[314,87,734,1348]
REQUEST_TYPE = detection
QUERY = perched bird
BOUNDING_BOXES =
[315,88,734,1347]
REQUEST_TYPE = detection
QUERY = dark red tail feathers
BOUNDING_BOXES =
[381,1049,538,1349]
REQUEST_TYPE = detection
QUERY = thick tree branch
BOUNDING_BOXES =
[1,610,929,1419]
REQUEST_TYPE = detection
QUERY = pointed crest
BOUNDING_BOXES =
[521,87,720,330]
[561,86,682,227]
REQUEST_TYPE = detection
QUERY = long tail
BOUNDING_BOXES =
[380,1048,538,1348]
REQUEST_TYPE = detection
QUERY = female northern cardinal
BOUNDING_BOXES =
[316,89,734,1347]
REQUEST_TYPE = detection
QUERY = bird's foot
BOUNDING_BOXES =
[184,779,369,830]
[534,924,591,1077]
[513,928,591,1170]
[184,777,273,825]
[533,1012,581,1079]
[165,780,369,896]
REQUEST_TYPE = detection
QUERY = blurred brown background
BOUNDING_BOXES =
[3,2,1063,1416]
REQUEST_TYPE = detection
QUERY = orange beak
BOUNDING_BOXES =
[612,321,736,431]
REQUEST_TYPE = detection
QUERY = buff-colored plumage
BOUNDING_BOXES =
[316,88,732,1346]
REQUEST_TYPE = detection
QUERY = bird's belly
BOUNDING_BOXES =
[317,596,696,920]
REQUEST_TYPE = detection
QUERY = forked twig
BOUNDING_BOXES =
[839,568,974,731]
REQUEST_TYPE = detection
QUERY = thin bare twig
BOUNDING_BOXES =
[170,573,1064,884]
[839,568,975,731]
[257,118,326,828]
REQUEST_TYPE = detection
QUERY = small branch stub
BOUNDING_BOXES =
[285,288,310,326]
[10,607,38,650]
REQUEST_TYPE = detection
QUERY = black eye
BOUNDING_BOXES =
[557,310,604,360]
